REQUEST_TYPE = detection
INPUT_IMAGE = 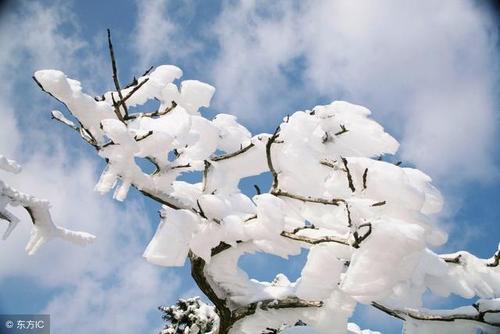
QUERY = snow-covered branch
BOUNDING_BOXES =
[0,155,95,255]
[372,300,500,331]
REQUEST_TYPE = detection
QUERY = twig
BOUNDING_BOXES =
[196,200,207,219]
[51,110,78,131]
[281,231,350,246]
[345,203,352,227]
[107,29,128,119]
[487,247,500,267]
[371,302,500,327]
[362,168,368,190]
[202,160,211,193]
[211,143,255,161]
[320,159,337,169]
[123,66,154,89]
[232,297,323,324]
[352,223,372,248]
[110,92,124,122]
[170,163,191,170]
[334,124,349,136]
[266,126,281,191]
[272,189,345,206]
[254,185,262,195]
[124,101,177,120]
[114,77,150,109]
[341,157,356,192]
[134,130,153,141]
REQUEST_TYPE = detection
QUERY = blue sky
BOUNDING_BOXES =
[0,0,498,333]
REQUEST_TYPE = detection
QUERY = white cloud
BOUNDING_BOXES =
[209,0,499,182]
[132,0,199,69]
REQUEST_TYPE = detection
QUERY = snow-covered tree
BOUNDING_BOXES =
[10,31,499,333]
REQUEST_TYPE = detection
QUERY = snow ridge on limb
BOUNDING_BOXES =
[0,155,95,255]
[32,32,499,334]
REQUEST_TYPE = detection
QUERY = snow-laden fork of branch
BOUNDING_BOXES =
[0,155,95,255]
[29,31,500,334]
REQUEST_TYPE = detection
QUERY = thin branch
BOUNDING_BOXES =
[123,66,154,89]
[232,297,323,324]
[135,186,185,210]
[34,77,99,148]
[487,247,500,267]
[334,124,349,136]
[372,302,500,327]
[272,189,345,206]
[266,126,281,191]
[280,230,350,246]
[362,168,368,190]
[202,160,211,193]
[320,159,338,169]
[124,101,177,120]
[254,185,262,195]
[107,29,128,119]
[51,110,78,131]
[371,201,386,207]
[442,247,500,267]
[146,157,160,175]
[134,130,153,142]
[352,223,372,249]
[345,202,353,227]
[197,200,207,219]
[114,77,150,109]
[341,157,356,192]
[110,92,124,122]
[290,224,316,234]
[442,254,462,264]
[211,143,255,161]
[170,163,191,170]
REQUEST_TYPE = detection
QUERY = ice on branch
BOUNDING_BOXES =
[0,155,95,255]
[33,42,500,334]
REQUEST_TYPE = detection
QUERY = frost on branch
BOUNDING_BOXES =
[32,32,499,334]
[0,155,95,254]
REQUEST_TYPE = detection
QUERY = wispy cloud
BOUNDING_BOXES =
[209,0,499,183]
[132,0,200,70]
